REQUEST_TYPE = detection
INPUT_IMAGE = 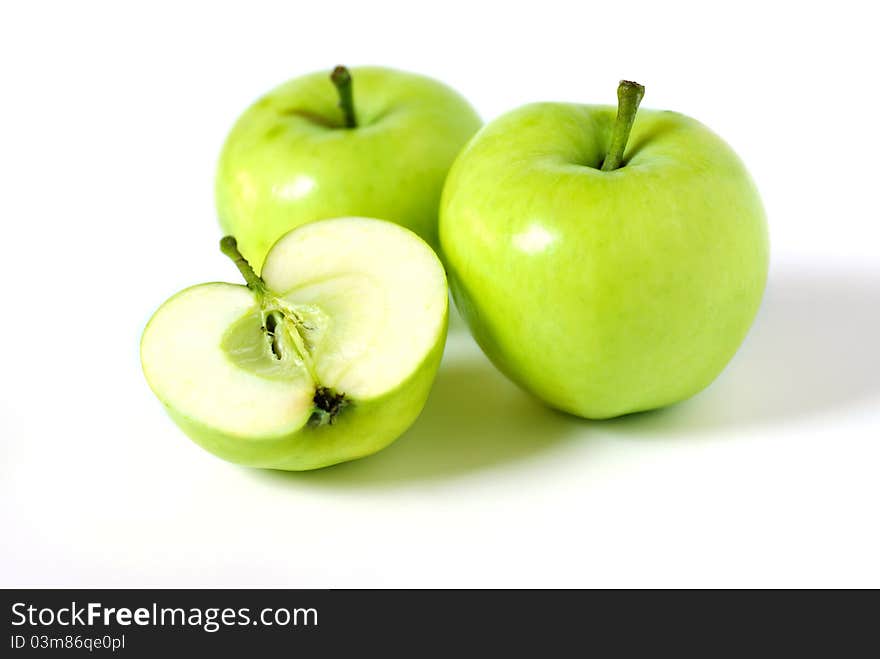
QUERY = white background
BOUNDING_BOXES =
[1,1,878,587]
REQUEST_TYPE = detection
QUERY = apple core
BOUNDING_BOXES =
[219,236,350,426]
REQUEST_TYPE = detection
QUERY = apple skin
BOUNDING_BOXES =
[216,66,481,270]
[440,103,769,419]
[143,285,448,471]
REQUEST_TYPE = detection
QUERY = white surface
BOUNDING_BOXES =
[1,1,878,588]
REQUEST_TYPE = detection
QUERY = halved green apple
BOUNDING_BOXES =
[141,217,448,470]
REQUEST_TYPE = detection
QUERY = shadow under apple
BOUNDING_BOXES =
[253,263,880,487]
[257,346,580,487]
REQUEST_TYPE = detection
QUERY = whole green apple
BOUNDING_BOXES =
[440,81,769,419]
[141,217,448,470]
[216,65,481,270]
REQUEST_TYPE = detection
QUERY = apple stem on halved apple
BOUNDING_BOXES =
[330,65,357,129]
[219,236,319,380]
[220,235,269,296]
[601,80,645,172]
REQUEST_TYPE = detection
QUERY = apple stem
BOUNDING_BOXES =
[220,236,267,295]
[601,80,645,171]
[330,65,357,128]
[220,235,324,382]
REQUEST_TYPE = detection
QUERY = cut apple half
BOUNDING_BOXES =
[141,217,448,470]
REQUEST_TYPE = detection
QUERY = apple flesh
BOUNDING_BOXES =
[216,66,481,271]
[440,83,769,419]
[141,218,448,470]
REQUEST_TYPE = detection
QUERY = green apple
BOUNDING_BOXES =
[141,217,448,470]
[440,81,769,419]
[216,65,481,271]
